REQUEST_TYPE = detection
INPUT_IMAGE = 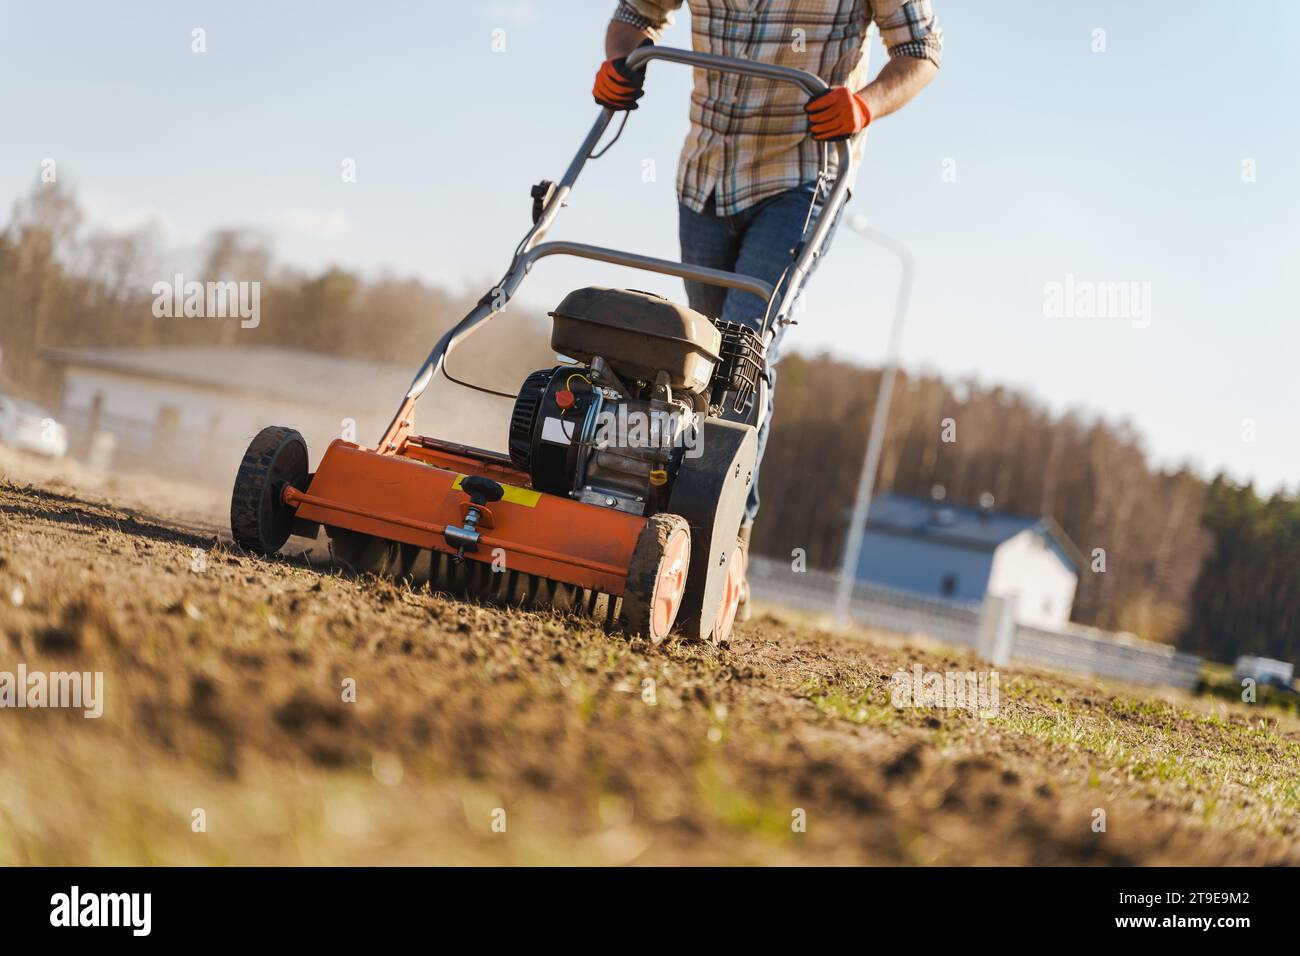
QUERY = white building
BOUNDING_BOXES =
[43,346,504,486]
[855,493,1082,628]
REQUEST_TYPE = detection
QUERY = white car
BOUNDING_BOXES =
[0,395,68,458]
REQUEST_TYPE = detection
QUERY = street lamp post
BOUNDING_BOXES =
[832,215,915,629]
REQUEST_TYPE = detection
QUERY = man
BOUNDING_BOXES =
[594,0,940,612]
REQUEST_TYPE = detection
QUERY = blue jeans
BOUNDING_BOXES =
[679,182,843,525]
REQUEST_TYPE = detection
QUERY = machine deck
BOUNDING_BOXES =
[285,438,645,597]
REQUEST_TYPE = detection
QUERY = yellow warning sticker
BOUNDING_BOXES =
[451,474,542,508]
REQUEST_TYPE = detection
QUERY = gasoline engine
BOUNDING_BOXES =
[508,287,762,517]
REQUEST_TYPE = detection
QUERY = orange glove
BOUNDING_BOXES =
[805,86,872,141]
[593,40,652,111]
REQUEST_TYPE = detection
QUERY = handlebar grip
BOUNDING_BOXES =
[624,46,830,97]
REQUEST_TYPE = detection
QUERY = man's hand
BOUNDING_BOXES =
[593,38,653,111]
[805,86,872,142]
[806,54,938,140]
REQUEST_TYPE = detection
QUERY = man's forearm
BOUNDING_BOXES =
[606,19,653,59]
[856,55,937,121]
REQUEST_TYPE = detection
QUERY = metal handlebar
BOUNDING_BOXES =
[396,46,858,423]
[625,45,831,97]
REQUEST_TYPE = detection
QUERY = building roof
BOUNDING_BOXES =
[41,346,411,409]
[866,492,1081,572]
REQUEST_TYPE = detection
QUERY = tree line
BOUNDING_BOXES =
[755,352,1297,663]
[0,179,542,404]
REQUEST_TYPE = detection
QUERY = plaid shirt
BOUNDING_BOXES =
[614,0,942,215]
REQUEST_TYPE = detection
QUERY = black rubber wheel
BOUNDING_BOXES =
[230,426,309,555]
[619,513,692,642]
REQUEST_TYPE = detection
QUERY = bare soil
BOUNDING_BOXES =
[1,448,1297,865]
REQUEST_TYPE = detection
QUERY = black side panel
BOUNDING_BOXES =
[666,418,756,642]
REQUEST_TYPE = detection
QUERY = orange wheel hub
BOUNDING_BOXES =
[651,526,691,640]
[712,544,745,644]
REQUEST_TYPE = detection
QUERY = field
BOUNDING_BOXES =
[1,447,1297,866]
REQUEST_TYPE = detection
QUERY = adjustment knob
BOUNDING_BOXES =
[461,475,505,506]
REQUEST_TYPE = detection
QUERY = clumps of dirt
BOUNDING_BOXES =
[2,468,1300,865]
[884,742,924,780]
[34,589,120,656]
[274,689,350,734]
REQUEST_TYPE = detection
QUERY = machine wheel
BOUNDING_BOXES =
[329,529,418,578]
[230,426,309,555]
[711,542,746,645]
[620,513,691,642]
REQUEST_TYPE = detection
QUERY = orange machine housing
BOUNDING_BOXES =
[283,436,647,596]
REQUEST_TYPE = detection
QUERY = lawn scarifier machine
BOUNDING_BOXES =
[229,47,853,644]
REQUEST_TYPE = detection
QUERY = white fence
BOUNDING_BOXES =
[747,555,1202,690]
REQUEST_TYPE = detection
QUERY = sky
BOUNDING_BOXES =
[2,0,1297,492]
